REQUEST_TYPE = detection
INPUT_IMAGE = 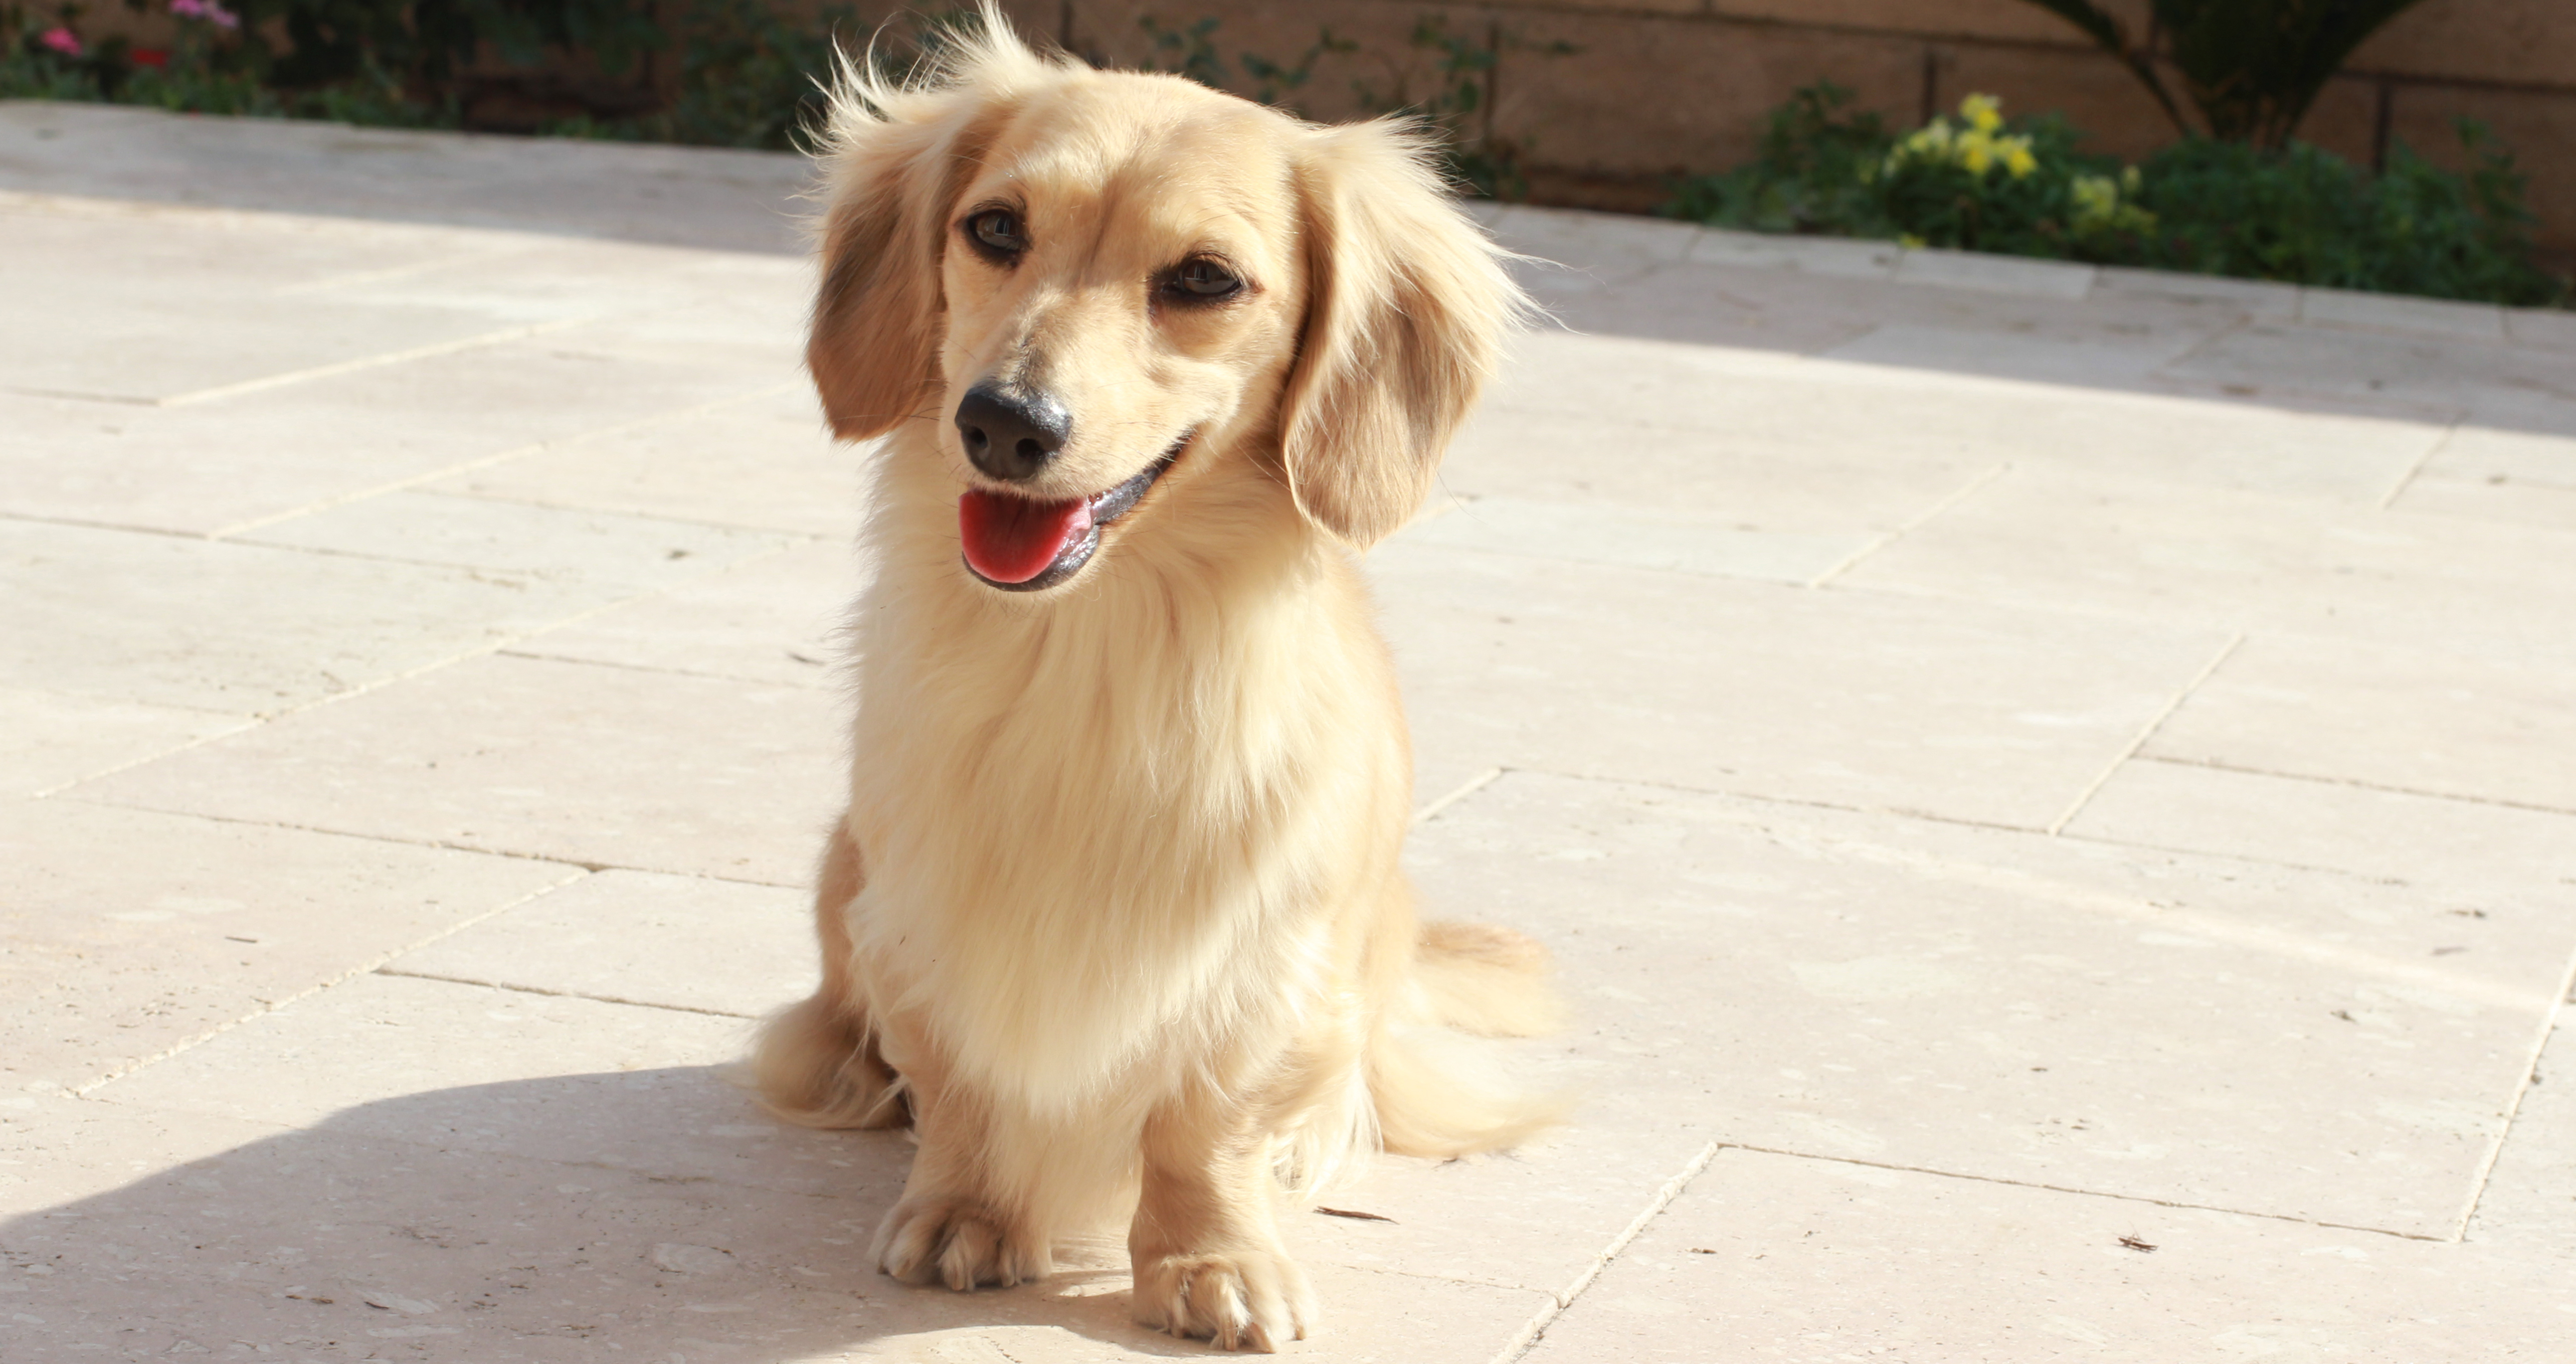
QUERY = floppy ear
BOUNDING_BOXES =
[804,40,1037,441]
[1276,122,1526,547]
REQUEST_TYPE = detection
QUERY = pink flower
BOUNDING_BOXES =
[170,0,203,14]
[205,1,239,26]
[38,26,82,56]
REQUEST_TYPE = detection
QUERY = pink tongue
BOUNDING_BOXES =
[959,490,1092,584]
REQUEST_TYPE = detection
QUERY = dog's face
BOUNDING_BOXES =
[932,84,1305,590]
[806,44,1518,594]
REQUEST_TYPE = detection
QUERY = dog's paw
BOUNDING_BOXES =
[1134,1249,1312,1353]
[875,1197,1049,1291]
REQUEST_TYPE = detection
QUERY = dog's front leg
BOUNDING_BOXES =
[1130,1086,1315,1352]
[871,1044,1051,1291]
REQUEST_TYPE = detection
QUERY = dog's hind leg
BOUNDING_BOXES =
[753,816,907,1129]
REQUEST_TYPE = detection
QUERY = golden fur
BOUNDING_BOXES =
[754,10,1561,1351]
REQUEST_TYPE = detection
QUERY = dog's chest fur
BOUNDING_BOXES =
[836,455,1408,1116]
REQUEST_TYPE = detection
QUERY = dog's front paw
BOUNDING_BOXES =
[875,1197,1049,1291]
[1134,1249,1312,1353]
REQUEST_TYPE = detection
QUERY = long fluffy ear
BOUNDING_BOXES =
[804,15,1052,440]
[1276,122,1527,546]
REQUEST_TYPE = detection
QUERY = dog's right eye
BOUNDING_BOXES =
[966,209,1026,258]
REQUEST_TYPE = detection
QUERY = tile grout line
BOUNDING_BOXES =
[155,317,595,408]
[30,536,818,800]
[1474,764,2544,1012]
[2448,938,2576,1242]
[1488,1140,1721,1364]
[2046,631,2244,836]
[1805,459,2012,589]
[40,794,816,890]
[1414,767,1506,827]
[203,379,807,539]
[371,968,763,1021]
[1715,1141,2452,1242]
[2134,751,2576,819]
[65,867,591,1098]
[2376,416,2464,512]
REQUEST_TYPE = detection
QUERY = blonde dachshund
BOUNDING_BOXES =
[754,10,1561,1351]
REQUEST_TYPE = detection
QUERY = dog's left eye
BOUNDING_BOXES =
[967,209,1026,256]
[1167,258,1243,301]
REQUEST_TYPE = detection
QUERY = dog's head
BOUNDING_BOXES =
[805,15,1522,593]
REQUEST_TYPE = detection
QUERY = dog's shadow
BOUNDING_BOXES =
[0,1067,1218,1360]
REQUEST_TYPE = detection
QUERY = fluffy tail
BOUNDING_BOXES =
[1371,922,1571,1159]
[750,992,911,1130]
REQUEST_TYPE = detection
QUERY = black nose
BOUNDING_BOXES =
[954,382,1072,482]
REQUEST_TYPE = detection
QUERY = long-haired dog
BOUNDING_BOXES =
[752,11,1561,1351]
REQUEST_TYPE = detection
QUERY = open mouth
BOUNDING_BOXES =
[957,436,1188,592]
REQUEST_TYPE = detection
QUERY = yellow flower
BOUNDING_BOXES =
[2002,140,2037,179]
[1956,130,1994,175]
[1959,93,2003,134]
[1899,233,1927,249]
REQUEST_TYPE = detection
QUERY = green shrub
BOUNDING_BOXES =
[1668,85,2567,307]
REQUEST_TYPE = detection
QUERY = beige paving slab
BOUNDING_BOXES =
[509,536,856,688]
[2165,322,2576,429]
[0,321,796,537]
[1824,320,2212,387]
[2395,469,2576,529]
[391,868,816,1018]
[1439,399,1986,538]
[2092,265,2298,318]
[0,686,248,796]
[2507,306,2576,352]
[2065,759,2576,894]
[1406,770,2569,1235]
[2142,635,2576,813]
[2415,420,2576,489]
[1372,538,2228,830]
[0,517,657,713]
[71,651,846,884]
[0,1091,1539,1361]
[34,979,1543,1359]
[1688,228,1901,279]
[1463,344,2443,510]
[231,488,791,586]
[1517,1147,2576,1364]
[1840,464,2576,672]
[2470,1011,2576,1247]
[0,798,581,1093]
[1489,204,1698,293]
[1404,496,1870,585]
[425,383,863,536]
[1893,247,2097,299]
[0,102,812,254]
[0,1090,289,1214]
[2299,285,2508,341]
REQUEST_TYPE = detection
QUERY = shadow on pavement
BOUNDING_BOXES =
[0,1069,1207,1361]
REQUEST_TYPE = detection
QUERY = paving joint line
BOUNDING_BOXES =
[157,318,594,409]
[2376,416,2464,511]
[1490,1140,1720,1363]
[202,379,806,540]
[1414,767,1506,826]
[32,537,821,797]
[1712,1141,2451,1242]
[67,868,592,1097]
[41,795,813,889]
[371,968,763,1020]
[1805,459,2013,589]
[2047,631,2244,836]
[2449,938,2576,1241]
[494,647,838,690]
[2132,752,2576,819]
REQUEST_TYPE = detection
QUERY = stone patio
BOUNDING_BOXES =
[3,102,2573,1362]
